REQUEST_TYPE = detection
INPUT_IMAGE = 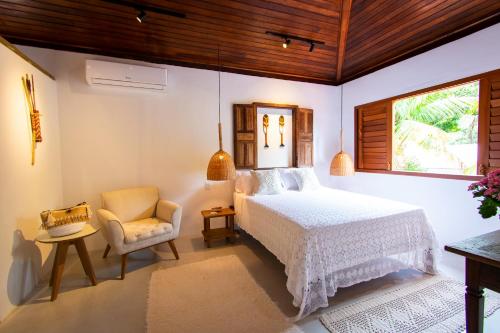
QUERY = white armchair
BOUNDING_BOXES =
[96,187,182,279]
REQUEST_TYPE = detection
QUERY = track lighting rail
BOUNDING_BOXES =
[103,0,186,20]
[265,31,325,52]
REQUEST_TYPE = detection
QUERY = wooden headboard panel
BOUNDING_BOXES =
[233,103,313,169]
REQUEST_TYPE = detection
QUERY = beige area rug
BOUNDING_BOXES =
[147,255,301,333]
[320,276,500,333]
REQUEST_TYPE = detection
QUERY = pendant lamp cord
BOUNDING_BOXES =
[217,46,223,150]
[340,85,343,151]
[218,47,221,124]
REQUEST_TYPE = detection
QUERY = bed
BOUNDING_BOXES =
[234,186,438,319]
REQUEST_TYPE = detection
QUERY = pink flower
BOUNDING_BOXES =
[484,187,498,197]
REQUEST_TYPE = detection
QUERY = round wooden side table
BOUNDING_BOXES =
[36,224,99,301]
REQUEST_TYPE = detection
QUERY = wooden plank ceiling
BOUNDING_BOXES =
[0,0,499,85]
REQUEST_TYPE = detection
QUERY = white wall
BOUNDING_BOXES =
[335,23,500,274]
[0,43,63,320]
[18,46,339,246]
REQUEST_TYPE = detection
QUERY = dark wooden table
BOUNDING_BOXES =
[444,230,500,333]
[201,207,236,248]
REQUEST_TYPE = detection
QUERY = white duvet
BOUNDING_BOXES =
[234,187,438,319]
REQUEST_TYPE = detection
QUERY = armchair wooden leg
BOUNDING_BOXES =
[167,240,179,260]
[121,253,128,280]
[103,244,111,259]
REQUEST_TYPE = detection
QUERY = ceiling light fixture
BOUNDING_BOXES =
[282,38,291,49]
[266,31,324,52]
[309,42,315,52]
[136,9,146,23]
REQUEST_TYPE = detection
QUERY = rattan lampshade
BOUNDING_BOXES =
[330,149,354,176]
[207,123,236,181]
[206,47,236,181]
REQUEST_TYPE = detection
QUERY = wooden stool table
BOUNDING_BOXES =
[201,208,236,247]
[444,230,500,333]
[36,224,99,301]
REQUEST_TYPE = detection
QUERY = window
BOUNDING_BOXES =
[393,81,479,176]
[355,69,500,180]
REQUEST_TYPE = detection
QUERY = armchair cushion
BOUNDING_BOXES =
[101,187,159,222]
[122,218,173,243]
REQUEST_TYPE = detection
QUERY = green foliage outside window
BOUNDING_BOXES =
[393,81,479,175]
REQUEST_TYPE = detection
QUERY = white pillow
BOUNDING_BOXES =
[234,170,254,195]
[278,168,299,190]
[251,169,285,195]
[291,168,321,191]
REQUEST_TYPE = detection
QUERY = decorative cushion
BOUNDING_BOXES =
[122,218,173,243]
[291,168,321,191]
[235,170,254,195]
[277,168,299,190]
[251,169,285,195]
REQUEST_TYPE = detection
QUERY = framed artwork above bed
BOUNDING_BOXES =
[233,102,313,169]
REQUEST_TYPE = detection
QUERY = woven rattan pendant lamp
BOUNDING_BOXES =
[330,85,355,176]
[206,48,236,181]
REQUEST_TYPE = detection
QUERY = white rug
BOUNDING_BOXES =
[320,276,500,333]
[146,255,301,333]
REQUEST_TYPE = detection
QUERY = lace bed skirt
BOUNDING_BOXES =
[234,191,438,320]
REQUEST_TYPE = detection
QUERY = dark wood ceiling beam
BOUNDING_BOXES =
[31,0,339,54]
[0,25,334,80]
[3,35,337,85]
[340,7,500,83]
[347,0,461,55]
[53,0,340,41]
[106,0,340,36]
[0,8,337,69]
[346,0,497,64]
[187,0,339,23]
[1,0,498,85]
[249,0,341,17]
[347,0,440,43]
[335,0,352,81]
[0,19,334,79]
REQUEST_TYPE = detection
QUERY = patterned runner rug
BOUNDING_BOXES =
[320,276,500,333]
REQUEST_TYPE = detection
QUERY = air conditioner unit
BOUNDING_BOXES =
[85,60,167,91]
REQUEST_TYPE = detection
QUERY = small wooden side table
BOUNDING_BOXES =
[36,224,99,301]
[444,230,500,333]
[201,208,236,248]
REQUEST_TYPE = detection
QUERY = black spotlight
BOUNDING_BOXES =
[282,38,291,49]
[309,42,315,52]
[136,9,147,23]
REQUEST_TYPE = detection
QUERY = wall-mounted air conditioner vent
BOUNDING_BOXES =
[85,60,167,91]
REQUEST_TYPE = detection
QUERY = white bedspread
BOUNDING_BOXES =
[234,187,438,319]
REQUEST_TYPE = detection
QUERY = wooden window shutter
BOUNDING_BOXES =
[355,101,392,171]
[478,73,500,174]
[233,104,257,169]
[294,108,313,167]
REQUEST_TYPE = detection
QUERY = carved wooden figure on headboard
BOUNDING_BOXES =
[263,114,269,148]
[279,115,285,147]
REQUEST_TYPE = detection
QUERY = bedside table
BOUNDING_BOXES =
[201,207,236,248]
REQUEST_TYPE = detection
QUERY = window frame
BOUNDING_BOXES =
[354,69,500,181]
